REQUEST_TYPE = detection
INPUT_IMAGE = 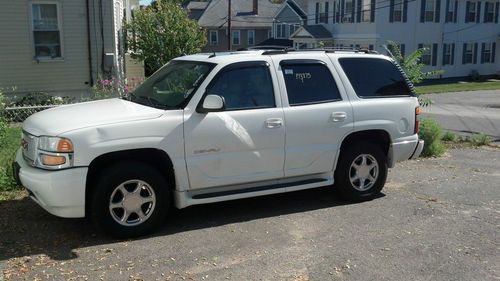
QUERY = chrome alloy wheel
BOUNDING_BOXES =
[349,154,379,191]
[109,180,156,226]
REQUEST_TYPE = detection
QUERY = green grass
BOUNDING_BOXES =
[0,126,22,199]
[415,81,500,95]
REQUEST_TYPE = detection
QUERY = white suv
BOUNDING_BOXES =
[13,50,424,237]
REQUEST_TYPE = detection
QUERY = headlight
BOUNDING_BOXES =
[36,136,74,169]
[38,136,74,152]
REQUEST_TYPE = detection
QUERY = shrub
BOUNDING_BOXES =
[469,133,491,146]
[419,118,445,157]
[442,131,458,142]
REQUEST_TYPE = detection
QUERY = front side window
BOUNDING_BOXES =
[343,0,354,22]
[206,64,275,110]
[339,58,413,98]
[232,30,240,45]
[31,3,62,59]
[281,61,342,106]
[247,30,255,45]
[132,61,215,109]
[209,30,218,46]
[425,0,436,21]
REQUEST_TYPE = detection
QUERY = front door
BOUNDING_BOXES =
[184,61,285,190]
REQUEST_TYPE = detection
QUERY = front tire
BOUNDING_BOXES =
[90,162,169,238]
[334,142,387,202]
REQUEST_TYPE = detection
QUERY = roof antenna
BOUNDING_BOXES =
[208,52,216,58]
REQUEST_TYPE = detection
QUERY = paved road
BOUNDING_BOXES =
[421,90,500,142]
[1,147,499,281]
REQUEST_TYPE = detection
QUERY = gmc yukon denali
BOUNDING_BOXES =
[13,49,424,237]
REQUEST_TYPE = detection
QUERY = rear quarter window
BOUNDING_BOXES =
[338,58,414,98]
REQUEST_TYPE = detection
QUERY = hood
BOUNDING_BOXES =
[23,98,165,136]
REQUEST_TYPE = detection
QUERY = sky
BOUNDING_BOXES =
[139,0,152,5]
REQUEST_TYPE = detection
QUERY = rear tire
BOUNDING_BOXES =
[90,162,169,238]
[334,142,387,202]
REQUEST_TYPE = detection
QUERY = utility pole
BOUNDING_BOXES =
[227,0,231,50]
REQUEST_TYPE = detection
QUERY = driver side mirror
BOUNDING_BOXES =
[198,94,225,113]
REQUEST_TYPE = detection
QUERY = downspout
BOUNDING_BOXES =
[86,0,94,86]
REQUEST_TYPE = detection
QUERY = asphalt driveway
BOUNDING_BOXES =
[421,90,500,142]
[1,147,499,281]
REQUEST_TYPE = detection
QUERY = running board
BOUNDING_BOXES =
[174,176,334,209]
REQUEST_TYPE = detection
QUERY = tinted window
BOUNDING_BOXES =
[207,65,275,110]
[281,62,341,106]
[339,58,413,97]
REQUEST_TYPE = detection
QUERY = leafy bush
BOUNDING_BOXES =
[442,131,458,142]
[0,127,21,192]
[469,133,491,146]
[419,118,445,157]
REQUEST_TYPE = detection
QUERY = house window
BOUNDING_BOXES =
[343,0,354,22]
[463,43,474,64]
[420,44,432,65]
[361,0,372,21]
[232,30,240,45]
[484,2,496,22]
[466,2,477,22]
[393,0,404,21]
[442,43,455,65]
[289,24,300,36]
[209,30,218,46]
[247,30,255,46]
[424,0,436,21]
[31,3,62,59]
[316,2,329,23]
[276,23,287,38]
[481,43,495,63]
[445,0,456,22]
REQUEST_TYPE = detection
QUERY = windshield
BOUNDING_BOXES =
[130,60,215,109]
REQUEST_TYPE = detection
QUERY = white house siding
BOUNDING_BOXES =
[0,0,91,97]
[303,0,500,78]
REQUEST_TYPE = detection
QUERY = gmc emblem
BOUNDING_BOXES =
[21,139,28,150]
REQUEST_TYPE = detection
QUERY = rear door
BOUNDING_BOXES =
[271,55,354,178]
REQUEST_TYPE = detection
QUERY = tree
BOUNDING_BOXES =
[385,41,442,85]
[124,0,207,75]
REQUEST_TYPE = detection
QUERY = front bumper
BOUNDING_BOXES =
[409,139,425,160]
[14,149,87,218]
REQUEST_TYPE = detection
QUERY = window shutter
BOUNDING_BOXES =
[420,0,426,22]
[481,43,485,63]
[476,2,481,22]
[451,43,455,64]
[492,42,496,62]
[351,0,356,21]
[340,0,345,22]
[357,0,362,22]
[316,2,320,24]
[484,2,488,22]
[442,43,447,65]
[473,42,478,63]
[454,0,458,22]
[495,2,499,22]
[445,0,450,22]
[435,0,441,22]
[403,0,408,21]
[325,2,329,23]
[465,1,470,23]
[432,43,438,66]
[370,0,375,22]
[462,43,467,64]
[390,0,395,22]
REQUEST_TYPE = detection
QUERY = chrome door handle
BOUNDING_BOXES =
[265,118,283,128]
[331,112,347,122]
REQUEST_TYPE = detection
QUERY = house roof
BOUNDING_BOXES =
[187,1,209,10]
[256,38,293,47]
[286,0,307,19]
[198,0,281,28]
[291,24,332,39]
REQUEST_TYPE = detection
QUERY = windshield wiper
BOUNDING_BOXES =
[129,93,175,110]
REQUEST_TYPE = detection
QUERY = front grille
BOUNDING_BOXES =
[22,131,37,166]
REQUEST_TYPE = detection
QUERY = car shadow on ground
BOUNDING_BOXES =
[0,187,383,262]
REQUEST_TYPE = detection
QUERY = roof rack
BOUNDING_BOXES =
[255,47,379,55]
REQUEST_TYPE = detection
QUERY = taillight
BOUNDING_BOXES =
[414,106,420,134]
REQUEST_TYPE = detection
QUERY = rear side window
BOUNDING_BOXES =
[281,61,342,106]
[339,58,414,98]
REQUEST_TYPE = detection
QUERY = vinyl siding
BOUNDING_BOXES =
[0,0,91,95]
